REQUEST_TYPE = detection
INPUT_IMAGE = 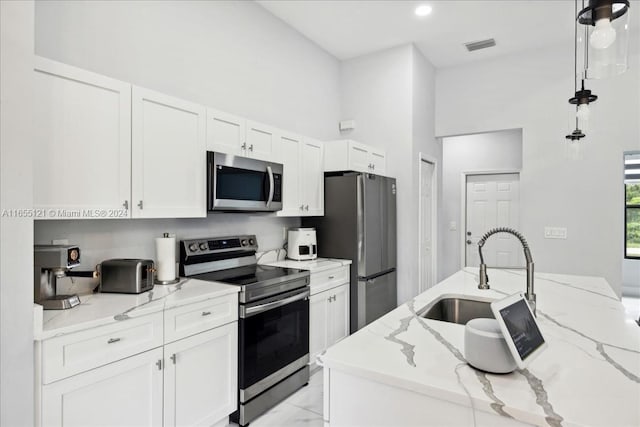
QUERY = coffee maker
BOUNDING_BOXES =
[34,245,82,310]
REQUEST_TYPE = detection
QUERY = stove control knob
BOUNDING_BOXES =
[249,238,255,246]
[199,242,208,251]
[189,243,199,252]
[241,239,249,246]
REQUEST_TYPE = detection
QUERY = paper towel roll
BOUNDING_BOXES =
[155,234,176,282]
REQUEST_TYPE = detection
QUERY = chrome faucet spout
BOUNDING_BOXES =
[477,227,536,315]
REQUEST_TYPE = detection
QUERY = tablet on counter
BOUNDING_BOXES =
[490,292,547,369]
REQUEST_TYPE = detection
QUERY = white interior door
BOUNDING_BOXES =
[465,173,520,268]
[419,159,435,292]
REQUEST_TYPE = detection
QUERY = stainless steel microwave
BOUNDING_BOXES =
[207,152,283,212]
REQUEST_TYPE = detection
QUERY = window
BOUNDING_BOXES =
[625,152,640,259]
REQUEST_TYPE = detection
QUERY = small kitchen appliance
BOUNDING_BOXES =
[99,259,155,294]
[287,228,317,261]
[34,244,82,310]
[179,234,310,427]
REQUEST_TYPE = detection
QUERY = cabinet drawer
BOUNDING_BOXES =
[42,312,163,384]
[310,266,349,295]
[164,293,237,343]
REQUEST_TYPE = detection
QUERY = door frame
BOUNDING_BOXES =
[460,169,521,269]
[418,153,438,292]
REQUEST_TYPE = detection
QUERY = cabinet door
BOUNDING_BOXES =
[206,108,246,156]
[33,57,131,218]
[41,348,163,427]
[300,138,324,216]
[348,141,371,173]
[132,87,206,218]
[277,132,303,216]
[246,120,278,161]
[309,292,329,365]
[164,323,238,427]
[369,149,386,175]
[328,284,350,347]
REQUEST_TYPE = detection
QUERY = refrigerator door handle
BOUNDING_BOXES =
[357,174,365,271]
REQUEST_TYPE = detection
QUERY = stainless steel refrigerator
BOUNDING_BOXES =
[303,172,397,333]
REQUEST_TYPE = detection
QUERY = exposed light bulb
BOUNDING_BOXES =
[576,104,590,121]
[590,18,617,49]
[414,5,432,17]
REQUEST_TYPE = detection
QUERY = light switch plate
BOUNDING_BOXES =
[544,227,567,239]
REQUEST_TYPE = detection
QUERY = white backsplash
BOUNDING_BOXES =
[35,213,300,295]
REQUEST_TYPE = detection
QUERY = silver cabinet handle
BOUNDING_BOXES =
[305,205,309,211]
[241,142,247,150]
[201,311,212,316]
[122,200,129,210]
[300,204,304,210]
[372,164,376,170]
[137,200,143,209]
[170,354,177,364]
[466,240,472,245]
[107,338,121,344]
[156,359,163,370]
[328,275,335,280]
[249,144,254,152]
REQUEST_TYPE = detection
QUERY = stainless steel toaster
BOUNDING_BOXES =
[99,259,155,294]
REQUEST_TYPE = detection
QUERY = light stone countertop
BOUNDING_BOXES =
[320,268,640,427]
[35,278,239,341]
[261,257,351,273]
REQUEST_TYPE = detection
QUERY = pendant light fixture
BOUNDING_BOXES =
[567,0,598,141]
[577,0,631,79]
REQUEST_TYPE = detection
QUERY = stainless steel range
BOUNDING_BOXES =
[179,235,310,427]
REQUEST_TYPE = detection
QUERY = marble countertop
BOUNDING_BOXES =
[35,278,239,341]
[320,268,640,427]
[262,257,351,273]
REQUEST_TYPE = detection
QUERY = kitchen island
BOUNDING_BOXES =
[320,268,640,427]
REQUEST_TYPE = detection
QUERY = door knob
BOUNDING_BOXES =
[466,240,472,245]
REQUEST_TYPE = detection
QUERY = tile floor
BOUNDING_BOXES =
[229,366,324,427]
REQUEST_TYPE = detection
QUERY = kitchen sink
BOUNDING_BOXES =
[418,295,495,324]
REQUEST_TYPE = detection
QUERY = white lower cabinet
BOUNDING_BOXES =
[164,323,238,427]
[309,268,350,364]
[41,347,164,427]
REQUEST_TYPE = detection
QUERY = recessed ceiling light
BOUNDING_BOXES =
[414,4,432,17]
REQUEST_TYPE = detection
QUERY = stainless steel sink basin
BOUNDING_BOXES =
[418,295,495,324]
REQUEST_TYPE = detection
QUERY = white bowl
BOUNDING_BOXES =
[464,318,517,374]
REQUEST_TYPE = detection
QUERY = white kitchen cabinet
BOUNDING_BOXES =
[206,108,246,156]
[277,134,324,217]
[324,139,387,175]
[246,120,279,161]
[33,57,132,218]
[163,322,238,427]
[41,347,164,427]
[132,87,206,218]
[309,266,350,363]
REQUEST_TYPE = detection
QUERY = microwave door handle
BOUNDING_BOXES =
[266,165,274,208]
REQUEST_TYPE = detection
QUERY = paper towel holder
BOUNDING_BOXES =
[155,232,180,285]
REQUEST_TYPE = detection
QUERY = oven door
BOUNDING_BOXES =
[208,152,283,212]
[238,287,309,401]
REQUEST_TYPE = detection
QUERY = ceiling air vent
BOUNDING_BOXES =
[464,38,496,52]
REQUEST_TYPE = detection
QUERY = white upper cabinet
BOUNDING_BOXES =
[132,87,206,218]
[206,112,279,162]
[206,109,246,156]
[277,134,324,217]
[245,120,279,161]
[33,57,132,218]
[324,139,387,176]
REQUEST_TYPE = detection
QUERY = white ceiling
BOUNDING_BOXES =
[257,0,585,68]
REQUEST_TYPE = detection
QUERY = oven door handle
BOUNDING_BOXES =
[265,165,274,209]
[241,289,309,318]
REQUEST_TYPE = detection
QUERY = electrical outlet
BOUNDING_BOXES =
[52,239,69,245]
[544,227,567,239]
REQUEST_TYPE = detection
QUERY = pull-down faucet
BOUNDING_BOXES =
[477,227,536,315]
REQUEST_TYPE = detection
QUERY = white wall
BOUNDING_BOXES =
[441,130,523,279]
[34,0,342,271]
[0,1,35,425]
[339,44,440,304]
[35,0,341,140]
[436,39,640,296]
